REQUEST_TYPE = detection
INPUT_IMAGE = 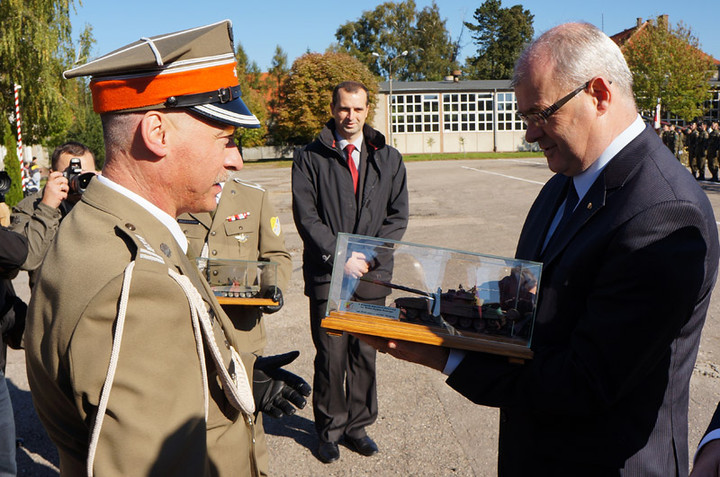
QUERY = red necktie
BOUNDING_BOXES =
[345,144,358,193]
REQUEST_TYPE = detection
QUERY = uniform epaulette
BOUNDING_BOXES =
[231,177,265,192]
[114,223,168,266]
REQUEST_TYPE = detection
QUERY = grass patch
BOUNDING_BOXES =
[243,151,544,167]
[401,151,544,161]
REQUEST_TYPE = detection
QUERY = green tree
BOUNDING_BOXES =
[2,120,24,207]
[234,42,268,148]
[463,0,534,80]
[0,0,78,144]
[266,45,289,144]
[269,46,289,85]
[56,24,105,167]
[335,0,457,81]
[622,19,714,122]
[274,52,378,145]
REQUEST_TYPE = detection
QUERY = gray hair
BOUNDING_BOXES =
[513,23,634,104]
[101,112,144,161]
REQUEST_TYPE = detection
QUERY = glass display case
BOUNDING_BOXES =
[196,258,278,306]
[321,233,542,360]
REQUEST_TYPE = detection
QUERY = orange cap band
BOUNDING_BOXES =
[90,62,238,113]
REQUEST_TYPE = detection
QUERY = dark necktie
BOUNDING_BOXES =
[345,144,359,193]
[542,179,578,253]
[558,179,579,230]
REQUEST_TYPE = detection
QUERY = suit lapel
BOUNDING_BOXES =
[541,175,607,264]
[538,125,656,265]
[516,176,566,261]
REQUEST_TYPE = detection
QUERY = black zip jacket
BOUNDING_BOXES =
[292,119,409,298]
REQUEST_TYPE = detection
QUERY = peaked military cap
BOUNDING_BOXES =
[64,20,260,129]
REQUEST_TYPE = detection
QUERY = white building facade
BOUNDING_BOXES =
[372,79,537,154]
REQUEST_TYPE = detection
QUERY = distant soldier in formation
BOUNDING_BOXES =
[676,125,686,164]
[707,122,720,182]
[687,122,698,173]
[695,122,710,180]
[662,124,677,156]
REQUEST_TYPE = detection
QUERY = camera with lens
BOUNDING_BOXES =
[63,158,94,195]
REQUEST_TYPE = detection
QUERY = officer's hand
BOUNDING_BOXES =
[260,286,283,314]
[344,251,369,278]
[253,351,311,418]
[40,171,68,209]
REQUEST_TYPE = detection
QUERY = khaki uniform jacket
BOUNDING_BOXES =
[178,176,291,354]
[25,179,259,477]
[10,189,73,271]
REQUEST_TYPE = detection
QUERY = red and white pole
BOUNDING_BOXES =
[13,83,25,189]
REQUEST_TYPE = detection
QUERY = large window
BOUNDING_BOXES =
[392,94,439,133]
[443,93,494,131]
[496,92,525,131]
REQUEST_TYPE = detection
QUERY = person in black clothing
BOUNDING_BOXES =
[292,80,409,464]
[0,227,28,476]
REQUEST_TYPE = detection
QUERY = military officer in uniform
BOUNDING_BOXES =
[178,173,291,355]
[24,21,308,477]
[178,173,292,473]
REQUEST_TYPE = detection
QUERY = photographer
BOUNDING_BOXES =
[11,141,96,285]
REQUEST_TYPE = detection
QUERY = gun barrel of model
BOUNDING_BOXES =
[358,276,434,298]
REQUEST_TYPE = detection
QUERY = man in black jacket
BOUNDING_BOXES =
[292,80,408,463]
[0,227,28,476]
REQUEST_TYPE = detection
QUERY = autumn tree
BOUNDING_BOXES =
[623,19,714,122]
[273,52,378,145]
[335,0,457,81]
[463,0,534,80]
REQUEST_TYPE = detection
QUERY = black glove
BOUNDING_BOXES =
[3,296,26,350]
[259,286,283,314]
[253,351,312,418]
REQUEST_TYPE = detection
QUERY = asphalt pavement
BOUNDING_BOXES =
[7,157,720,476]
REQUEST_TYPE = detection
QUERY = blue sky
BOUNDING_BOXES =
[70,1,719,71]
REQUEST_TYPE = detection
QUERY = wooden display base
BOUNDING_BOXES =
[215,297,278,306]
[322,310,533,361]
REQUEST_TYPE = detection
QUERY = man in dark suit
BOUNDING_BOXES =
[292,81,409,463]
[691,402,720,475]
[360,23,719,476]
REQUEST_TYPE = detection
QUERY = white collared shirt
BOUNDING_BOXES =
[96,175,189,253]
[335,132,363,170]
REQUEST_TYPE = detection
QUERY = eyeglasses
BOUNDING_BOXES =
[516,81,590,127]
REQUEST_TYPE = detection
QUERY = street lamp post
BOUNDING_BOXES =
[373,50,408,148]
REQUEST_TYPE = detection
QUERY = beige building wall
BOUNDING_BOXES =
[371,84,531,154]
